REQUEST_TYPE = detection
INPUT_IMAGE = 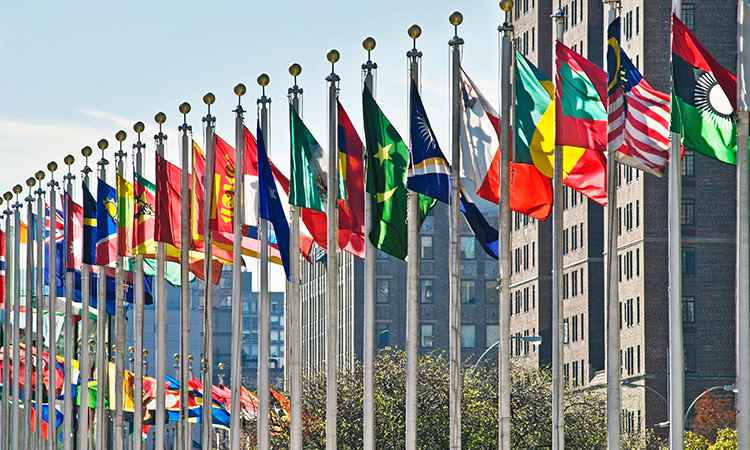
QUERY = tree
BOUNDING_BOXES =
[690,391,736,443]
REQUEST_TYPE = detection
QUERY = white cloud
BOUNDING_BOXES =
[77,109,135,129]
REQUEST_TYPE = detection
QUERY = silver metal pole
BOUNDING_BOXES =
[154,125,167,450]
[287,67,303,450]
[603,3,621,450]
[498,8,512,450]
[10,188,21,450]
[202,93,216,449]
[736,1,750,447]
[669,2,685,449]
[23,180,34,450]
[63,157,76,450]
[48,165,60,450]
[35,174,46,450]
[325,53,340,450]
[448,16,464,450]
[230,84,246,450]
[114,131,128,450]
[551,8,566,450]
[133,122,146,450]
[406,29,422,450]
[95,141,109,450]
[1,197,11,450]
[79,148,93,450]
[257,80,271,450]
[361,41,377,450]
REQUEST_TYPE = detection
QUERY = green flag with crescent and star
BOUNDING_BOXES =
[362,85,435,260]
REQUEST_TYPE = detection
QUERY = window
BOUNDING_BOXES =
[523,287,530,312]
[636,248,640,277]
[636,297,640,324]
[461,325,476,348]
[532,27,535,52]
[420,279,434,303]
[376,249,389,260]
[515,248,522,273]
[377,323,390,348]
[580,314,585,340]
[563,185,569,209]
[523,330,530,355]
[580,268,584,293]
[376,279,390,303]
[485,280,498,304]
[682,3,695,30]
[571,0,577,26]
[523,31,529,55]
[486,325,499,348]
[682,149,695,176]
[460,236,476,260]
[563,319,569,344]
[420,235,433,260]
[461,280,476,304]
[572,225,578,251]
[682,248,695,275]
[523,244,529,270]
[572,315,578,342]
[563,5,569,31]
[563,273,569,299]
[532,285,536,309]
[635,201,640,228]
[683,296,695,323]
[532,242,536,266]
[580,223,584,248]
[618,207,623,236]
[635,6,640,34]
[580,0,584,21]
[563,229,569,255]
[572,270,578,297]
[581,359,585,385]
[421,324,434,348]
[681,199,695,226]
[684,347,697,372]
[572,361,579,387]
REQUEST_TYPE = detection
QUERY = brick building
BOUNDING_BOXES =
[509,0,738,436]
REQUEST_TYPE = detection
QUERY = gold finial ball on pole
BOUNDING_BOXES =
[12,185,23,195]
[64,155,75,166]
[449,11,463,26]
[289,63,302,77]
[174,353,180,361]
[82,146,93,158]
[35,170,45,181]
[218,363,225,370]
[115,130,127,142]
[234,83,247,97]
[203,92,216,106]
[363,37,376,51]
[327,49,340,64]
[48,161,58,173]
[89,339,96,348]
[134,121,145,134]
[26,177,36,188]
[257,73,270,87]
[156,111,168,124]
[188,355,194,363]
[499,0,514,11]
[143,349,149,356]
[407,25,422,39]
[129,347,135,354]
[4,192,13,201]
[97,139,108,150]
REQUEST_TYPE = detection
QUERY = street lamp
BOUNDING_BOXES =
[472,335,543,373]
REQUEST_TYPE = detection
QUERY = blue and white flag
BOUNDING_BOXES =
[459,185,498,260]
[407,80,451,204]
[257,122,291,279]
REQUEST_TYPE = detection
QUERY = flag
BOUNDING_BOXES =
[0,230,5,305]
[133,173,156,256]
[192,142,234,264]
[461,67,554,220]
[671,13,738,164]
[337,101,366,258]
[45,205,65,288]
[257,123,291,279]
[65,195,82,271]
[289,105,329,213]
[407,79,451,204]
[209,135,236,234]
[363,85,429,260]
[116,174,134,256]
[515,52,607,205]
[95,178,118,266]
[155,155,184,248]
[82,182,97,265]
[607,18,670,176]
[459,185,499,260]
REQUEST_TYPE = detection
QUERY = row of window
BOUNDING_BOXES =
[513,211,535,230]
[562,223,585,255]
[563,313,585,343]
[623,7,640,41]
[623,410,642,435]
[516,29,536,56]
[511,329,537,357]
[511,286,536,316]
[621,297,641,329]
[622,345,641,376]
[562,268,585,300]
[618,201,640,235]
[418,235,477,261]
[376,278,495,305]
[512,242,535,273]
[618,249,640,282]
[512,0,535,21]
[563,359,586,388]
[617,164,640,187]
[563,186,585,210]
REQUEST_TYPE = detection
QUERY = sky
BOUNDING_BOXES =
[0,1,507,289]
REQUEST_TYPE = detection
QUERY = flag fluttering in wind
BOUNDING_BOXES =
[65,195,82,271]
[210,135,237,234]
[671,12,738,164]
[459,185,498,260]
[155,155,185,249]
[606,18,670,176]
[0,229,5,305]
[82,182,97,265]
[290,106,329,213]
[337,101,366,258]
[116,174,134,256]
[461,67,553,220]
[407,80,451,204]
[95,178,118,266]
[363,85,433,260]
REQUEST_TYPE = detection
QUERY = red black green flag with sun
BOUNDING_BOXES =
[670,13,738,165]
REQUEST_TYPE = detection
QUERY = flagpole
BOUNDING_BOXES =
[47,162,60,450]
[287,65,304,450]
[79,146,93,450]
[551,7,566,450]
[325,51,340,450]
[175,101,192,450]
[34,171,46,450]
[9,185,22,450]
[736,1,750,448]
[62,155,76,450]
[22,176,35,450]
[230,83,246,450]
[154,123,168,450]
[113,129,128,450]
[669,3,685,450]
[361,38,377,450]
[497,4,513,448]
[132,120,147,450]
[447,14,465,450]
[256,75,272,450]
[1,192,11,450]
[201,91,217,449]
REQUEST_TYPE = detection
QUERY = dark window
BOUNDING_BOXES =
[377,323,390,348]
[635,6,640,34]
[460,236,476,260]
[421,324,434,348]
[580,314,585,340]
[681,199,695,226]
[682,3,695,30]
[563,319,569,344]
[571,0,577,26]
[683,296,695,323]
[420,279,434,303]
[682,248,695,274]
[532,27,535,52]
[461,280,476,304]
[684,347,697,373]
[580,223,584,248]
[376,279,390,304]
[572,225,578,251]
[485,280,498,304]
[563,273,569,299]
[420,235,433,260]
[682,149,695,176]
[563,229,569,255]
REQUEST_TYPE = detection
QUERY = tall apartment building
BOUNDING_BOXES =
[510,0,738,436]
